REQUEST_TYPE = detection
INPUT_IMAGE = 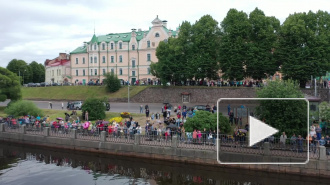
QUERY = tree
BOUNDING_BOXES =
[190,15,221,80]
[104,72,121,92]
[184,111,231,133]
[254,80,307,137]
[5,100,43,117]
[0,67,22,102]
[219,9,250,81]
[275,11,330,88]
[29,61,45,83]
[245,8,280,80]
[6,59,29,85]
[319,102,330,122]
[81,98,106,120]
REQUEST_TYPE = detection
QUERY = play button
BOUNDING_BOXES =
[249,116,279,147]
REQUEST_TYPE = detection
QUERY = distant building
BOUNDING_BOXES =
[70,16,178,85]
[44,53,71,84]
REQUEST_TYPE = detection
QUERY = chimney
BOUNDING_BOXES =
[138,28,142,32]
[131,28,136,37]
[162,20,167,27]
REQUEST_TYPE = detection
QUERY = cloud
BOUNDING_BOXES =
[0,0,329,67]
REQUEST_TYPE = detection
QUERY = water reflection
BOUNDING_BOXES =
[0,143,328,185]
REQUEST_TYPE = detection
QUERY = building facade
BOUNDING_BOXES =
[70,16,178,85]
[45,53,71,84]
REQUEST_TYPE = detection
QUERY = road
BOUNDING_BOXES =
[0,100,256,115]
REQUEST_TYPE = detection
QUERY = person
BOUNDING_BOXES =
[140,105,143,113]
[146,109,150,118]
[49,102,52,109]
[227,104,231,116]
[61,102,64,110]
[145,104,149,111]
[315,125,322,140]
[297,135,304,153]
[280,132,287,149]
[85,111,89,121]
[290,134,297,151]
[193,129,197,143]
[229,111,234,125]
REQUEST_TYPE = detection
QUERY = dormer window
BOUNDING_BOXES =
[102,43,105,50]
[94,44,96,50]
[155,33,160,37]
[132,45,135,50]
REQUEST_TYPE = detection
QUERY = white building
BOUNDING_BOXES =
[44,53,71,84]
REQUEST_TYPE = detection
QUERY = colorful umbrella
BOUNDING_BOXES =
[56,117,63,120]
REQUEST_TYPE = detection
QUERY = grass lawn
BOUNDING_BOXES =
[22,85,148,101]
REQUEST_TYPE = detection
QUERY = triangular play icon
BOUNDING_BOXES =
[249,116,279,147]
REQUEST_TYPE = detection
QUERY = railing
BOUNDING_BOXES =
[1,124,330,160]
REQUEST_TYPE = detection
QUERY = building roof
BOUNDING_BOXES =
[70,16,178,54]
[70,46,87,54]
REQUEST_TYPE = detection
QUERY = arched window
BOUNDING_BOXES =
[155,33,160,37]
[94,44,97,50]
[102,43,105,50]
[119,42,122,49]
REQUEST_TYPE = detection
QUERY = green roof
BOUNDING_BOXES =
[71,26,177,54]
[70,46,87,54]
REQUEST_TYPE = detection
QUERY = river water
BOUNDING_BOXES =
[0,143,328,185]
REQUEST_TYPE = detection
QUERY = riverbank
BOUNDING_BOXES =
[0,125,329,178]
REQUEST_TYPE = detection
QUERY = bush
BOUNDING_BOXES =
[104,72,121,93]
[120,112,131,118]
[184,111,231,133]
[5,100,43,117]
[81,98,106,120]
[255,79,307,137]
[109,117,123,124]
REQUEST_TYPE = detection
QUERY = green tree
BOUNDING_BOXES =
[0,67,22,102]
[275,11,330,88]
[5,100,43,117]
[184,111,231,133]
[29,61,45,83]
[219,9,250,81]
[6,59,29,85]
[81,98,106,120]
[319,102,330,122]
[190,15,221,80]
[104,72,121,92]
[254,80,307,137]
[245,8,280,80]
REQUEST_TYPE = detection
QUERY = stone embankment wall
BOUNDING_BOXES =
[0,124,329,178]
[127,87,329,103]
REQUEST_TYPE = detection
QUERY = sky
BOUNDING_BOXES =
[0,0,329,67]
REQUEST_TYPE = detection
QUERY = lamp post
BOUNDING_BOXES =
[22,69,26,85]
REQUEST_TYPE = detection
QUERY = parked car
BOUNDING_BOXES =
[40,82,50,87]
[28,83,36,87]
[67,101,83,110]
[194,105,207,111]
[87,81,95,86]
[35,83,41,87]
[104,102,110,111]
[63,82,72,86]
[52,83,59,86]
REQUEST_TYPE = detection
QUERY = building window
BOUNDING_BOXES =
[94,44,97,50]
[83,57,85,64]
[83,69,85,76]
[90,69,93,76]
[59,69,61,75]
[119,42,122,49]
[76,70,78,76]
[155,33,160,37]
[132,71,135,76]
[119,55,122,63]
[132,45,135,50]
[90,44,92,51]
[111,43,114,50]
[103,69,106,75]
[52,70,54,76]
[75,58,78,64]
[147,54,151,61]
[94,69,97,76]
[102,56,105,63]
[132,60,135,68]
[147,41,150,48]
[119,68,122,75]
[111,68,114,74]
[90,57,93,63]
[147,67,150,74]
[102,43,105,50]
[111,56,114,63]
[94,57,97,63]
